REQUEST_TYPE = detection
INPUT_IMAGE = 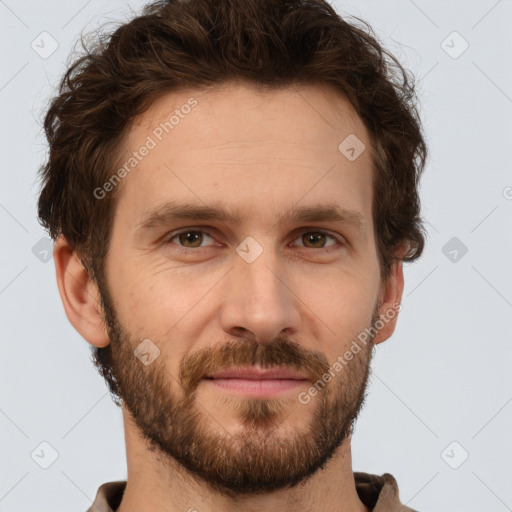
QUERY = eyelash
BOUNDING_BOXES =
[163,228,343,255]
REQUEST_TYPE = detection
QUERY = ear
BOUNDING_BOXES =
[53,235,110,348]
[372,256,405,346]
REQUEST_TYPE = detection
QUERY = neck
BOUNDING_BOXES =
[117,408,369,512]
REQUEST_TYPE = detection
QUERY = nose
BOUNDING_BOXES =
[219,240,302,343]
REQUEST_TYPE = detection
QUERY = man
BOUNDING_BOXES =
[37,0,428,510]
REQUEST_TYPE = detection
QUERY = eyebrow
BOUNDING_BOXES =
[134,200,367,236]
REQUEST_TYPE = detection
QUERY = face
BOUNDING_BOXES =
[93,81,394,496]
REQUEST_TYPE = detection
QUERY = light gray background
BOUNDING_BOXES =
[1,1,511,511]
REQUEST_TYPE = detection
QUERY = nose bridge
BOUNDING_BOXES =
[220,235,300,340]
[239,236,283,299]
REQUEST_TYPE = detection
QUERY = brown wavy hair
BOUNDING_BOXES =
[37,0,427,399]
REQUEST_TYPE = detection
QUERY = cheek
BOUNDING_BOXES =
[299,266,378,336]
[302,257,378,301]
[112,261,220,336]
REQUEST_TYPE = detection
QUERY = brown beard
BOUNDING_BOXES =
[93,278,378,498]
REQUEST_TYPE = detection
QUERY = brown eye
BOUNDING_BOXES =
[294,230,339,250]
[301,232,328,248]
[177,231,204,248]
[166,229,216,249]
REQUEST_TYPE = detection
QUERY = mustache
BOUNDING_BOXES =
[179,336,331,394]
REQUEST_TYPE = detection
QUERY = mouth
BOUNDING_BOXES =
[202,366,309,397]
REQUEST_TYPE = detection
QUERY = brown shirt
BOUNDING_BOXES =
[87,472,419,511]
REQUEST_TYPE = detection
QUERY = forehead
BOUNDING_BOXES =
[111,81,374,230]
[129,80,368,151]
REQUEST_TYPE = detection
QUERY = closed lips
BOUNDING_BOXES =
[205,367,309,380]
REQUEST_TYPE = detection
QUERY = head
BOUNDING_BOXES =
[38,0,427,497]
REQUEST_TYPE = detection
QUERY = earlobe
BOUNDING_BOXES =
[372,258,405,345]
[53,235,110,348]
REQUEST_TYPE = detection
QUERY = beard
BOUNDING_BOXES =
[92,276,378,498]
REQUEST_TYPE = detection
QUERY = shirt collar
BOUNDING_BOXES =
[87,472,417,512]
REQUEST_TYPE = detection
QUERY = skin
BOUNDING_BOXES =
[54,80,404,512]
